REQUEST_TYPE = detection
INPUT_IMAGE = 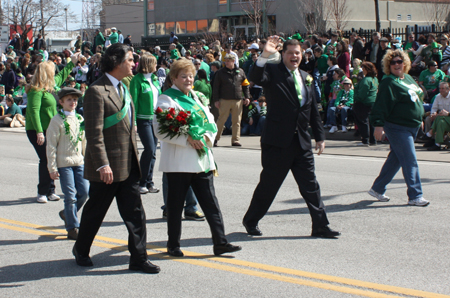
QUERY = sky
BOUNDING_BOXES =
[59,0,89,31]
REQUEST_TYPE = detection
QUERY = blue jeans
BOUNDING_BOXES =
[161,172,198,213]
[137,119,158,188]
[371,122,423,200]
[58,165,89,231]
[313,68,321,103]
[325,99,336,126]
[329,106,351,126]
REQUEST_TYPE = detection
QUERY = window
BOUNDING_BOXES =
[166,22,175,34]
[407,14,412,21]
[208,19,219,33]
[148,0,154,10]
[187,20,197,34]
[397,14,401,21]
[176,22,186,34]
[197,19,208,32]
[219,0,227,4]
[148,23,155,36]
[155,23,165,35]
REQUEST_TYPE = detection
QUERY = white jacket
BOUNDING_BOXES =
[153,86,217,173]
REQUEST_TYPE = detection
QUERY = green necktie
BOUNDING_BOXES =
[291,70,302,106]
[118,82,130,127]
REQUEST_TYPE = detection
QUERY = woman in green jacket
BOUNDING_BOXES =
[26,53,80,203]
[193,69,211,106]
[129,53,161,194]
[353,62,379,146]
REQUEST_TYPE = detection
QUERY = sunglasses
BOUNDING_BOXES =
[430,64,438,67]
[194,63,200,65]
[390,60,403,65]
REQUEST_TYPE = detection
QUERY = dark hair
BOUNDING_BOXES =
[311,34,319,43]
[427,33,436,40]
[101,43,132,73]
[314,47,323,54]
[282,39,301,52]
[196,54,203,60]
[428,61,438,67]
[361,62,377,78]
[337,40,349,54]
[331,32,338,38]
[197,69,209,82]
[328,56,338,65]
[417,35,427,45]
[334,68,345,78]
[258,95,266,102]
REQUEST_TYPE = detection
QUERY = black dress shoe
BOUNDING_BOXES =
[243,222,263,236]
[129,260,160,274]
[311,226,341,238]
[167,247,184,257]
[213,243,242,256]
[72,245,93,267]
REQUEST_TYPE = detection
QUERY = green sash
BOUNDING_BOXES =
[163,87,217,172]
[104,83,131,129]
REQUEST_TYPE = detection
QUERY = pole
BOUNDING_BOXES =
[40,0,44,36]
[262,0,267,36]
[374,0,381,32]
[64,8,68,31]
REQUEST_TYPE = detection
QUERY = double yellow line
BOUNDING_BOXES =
[0,217,448,298]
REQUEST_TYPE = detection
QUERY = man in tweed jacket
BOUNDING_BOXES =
[73,43,160,274]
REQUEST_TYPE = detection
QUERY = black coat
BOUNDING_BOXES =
[250,61,325,150]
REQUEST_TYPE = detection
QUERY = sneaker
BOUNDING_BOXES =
[37,195,48,203]
[329,126,338,133]
[356,142,369,147]
[341,126,348,133]
[48,194,61,201]
[184,211,206,221]
[408,198,430,206]
[139,186,149,194]
[148,186,160,193]
[368,188,390,202]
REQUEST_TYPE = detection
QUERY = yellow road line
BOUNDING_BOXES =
[1,217,448,298]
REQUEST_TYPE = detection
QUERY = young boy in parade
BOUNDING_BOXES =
[350,58,363,85]
[46,87,89,240]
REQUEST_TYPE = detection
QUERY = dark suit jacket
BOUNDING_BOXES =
[250,61,325,150]
[83,74,140,183]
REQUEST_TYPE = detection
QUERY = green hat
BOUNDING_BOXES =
[68,77,75,82]
[8,45,13,49]
[288,33,304,43]
[203,46,209,51]
[28,47,33,51]
[279,37,286,42]
[170,49,180,60]
[431,42,440,49]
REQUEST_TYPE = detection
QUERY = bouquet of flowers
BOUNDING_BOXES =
[155,106,206,157]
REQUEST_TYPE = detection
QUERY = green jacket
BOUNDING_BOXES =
[26,61,75,132]
[193,79,212,101]
[95,32,106,49]
[129,73,161,120]
[353,76,378,107]
[200,61,210,81]
[370,74,424,128]
[109,32,119,44]
[335,89,354,107]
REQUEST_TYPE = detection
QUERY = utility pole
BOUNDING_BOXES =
[374,0,381,32]
[64,8,68,31]
[40,0,44,36]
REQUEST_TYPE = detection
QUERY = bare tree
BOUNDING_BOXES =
[39,0,72,36]
[423,0,450,27]
[240,0,275,38]
[293,0,329,34]
[5,0,38,48]
[325,0,352,31]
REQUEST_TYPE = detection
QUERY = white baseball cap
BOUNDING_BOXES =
[249,43,259,50]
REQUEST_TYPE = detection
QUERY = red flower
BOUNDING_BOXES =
[174,127,179,132]
[166,114,173,120]
[169,125,174,131]
[169,108,176,115]
[155,107,163,114]
[176,116,184,122]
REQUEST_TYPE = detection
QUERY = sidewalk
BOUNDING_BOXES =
[3,126,449,163]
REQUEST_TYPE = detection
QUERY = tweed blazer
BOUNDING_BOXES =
[83,74,140,183]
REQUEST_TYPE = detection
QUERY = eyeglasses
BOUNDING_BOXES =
[390,60,403,65]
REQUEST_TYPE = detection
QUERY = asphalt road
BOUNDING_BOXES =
[1,131,449,298]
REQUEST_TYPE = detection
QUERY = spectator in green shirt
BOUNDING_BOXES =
[419,61,446,100]
[193,69,211,105]
[0,94,24,127]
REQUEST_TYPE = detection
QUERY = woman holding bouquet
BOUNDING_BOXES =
[153,58,241,257]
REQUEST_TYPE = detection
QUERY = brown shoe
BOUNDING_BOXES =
[232,142,242,147]
[67,228,79,240]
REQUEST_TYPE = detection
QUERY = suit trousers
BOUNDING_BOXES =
[243,133,330,230]
[75,155,148,264]
[215,99,243,143]
[166,171,228,249]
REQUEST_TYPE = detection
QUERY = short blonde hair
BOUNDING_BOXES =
[27,61,56,92]
[169,58,196,81]
[382,49,411,76]
[137,53,157,74]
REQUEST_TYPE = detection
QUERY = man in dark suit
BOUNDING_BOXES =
[242,37,340,238]
[73,43,160,273]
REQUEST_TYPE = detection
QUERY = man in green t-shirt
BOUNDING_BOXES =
[0,95,24,127]
[419,61,446,99]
